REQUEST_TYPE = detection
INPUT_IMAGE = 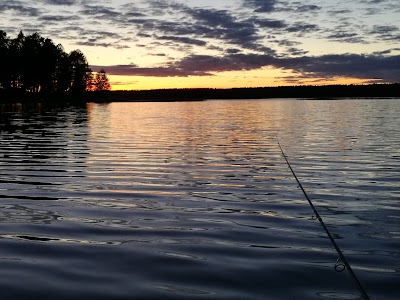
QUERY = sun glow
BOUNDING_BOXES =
[108,69,378,91]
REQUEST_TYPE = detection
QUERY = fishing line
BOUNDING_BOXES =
[276,136,370,300]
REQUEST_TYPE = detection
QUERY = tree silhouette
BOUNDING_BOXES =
[0,31,10,90]
[9,31,25,90]
[68,49,92,94]
[0,30,93,96]
[85,71,96,92]
[94,69,111,91]
[55,44,73,93]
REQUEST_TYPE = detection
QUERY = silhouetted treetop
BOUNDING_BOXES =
[0,30,103,96]
[94,69,111,91]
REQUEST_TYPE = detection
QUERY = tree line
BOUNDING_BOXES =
[88,83,399,102]
[0,30,110,96]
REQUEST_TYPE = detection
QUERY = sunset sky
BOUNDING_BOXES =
[1,0,399,90]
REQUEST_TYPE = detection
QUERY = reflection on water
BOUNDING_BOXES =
[0,99,399,299]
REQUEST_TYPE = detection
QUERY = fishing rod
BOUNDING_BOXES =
[277,136,370,300]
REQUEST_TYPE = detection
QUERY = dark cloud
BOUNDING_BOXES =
[328,9,352,15]
[0,1,40,17]
[144,0,182,16]
[287,22,319,33]
[282,54,400,82]
[92,54,272,77]
[296,5,321,12]
[137,33,152,38]
[80,5,120,18]
[124,12,146,18]
[274,2,321,13]
[286,47,309,56]
[127,5,271,52]
[372,48,400,55]
[39,15,80,21]
[360,0,388,4]
[109,80,139,86]
[76,41,129,49]
[93,53,400,83]
[47,27,122,45]
[43,0,77,5]
[327,31,366,43]
[274,74,329,85]
[243,0,277,12]
[185,8,259,46]
[176,54,274,74]
[252,18,287,29]
[48,25,127,48]
[89,64,205,77]
[358,0,399,14]
[158,36,207,46]
[277,39,300,47]
[226,48,242,54]
[70,2,310,54]
[79,29,121,39]
[370,25,400,41]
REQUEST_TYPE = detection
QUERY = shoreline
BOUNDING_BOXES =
[1,83,399,103]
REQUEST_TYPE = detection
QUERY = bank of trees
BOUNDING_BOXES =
[0,30,110,95]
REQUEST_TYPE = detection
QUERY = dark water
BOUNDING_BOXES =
[0,99,398,299]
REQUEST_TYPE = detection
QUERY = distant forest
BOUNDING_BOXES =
[89,84,399,102]
[0,30,110,98]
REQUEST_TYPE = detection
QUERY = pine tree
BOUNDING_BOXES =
[0,30,93,95]
[94,69,111,91]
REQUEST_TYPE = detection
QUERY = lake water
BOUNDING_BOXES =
[0,99,399,299]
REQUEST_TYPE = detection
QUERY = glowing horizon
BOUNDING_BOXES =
[106,71,380,91]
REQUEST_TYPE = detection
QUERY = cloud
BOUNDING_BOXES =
[39,15,80,21]
[226,48,242,54]
[287,22,319,33]
[252,18,287,29]
[0,1,40,17]
[124,12,146,18]
[126,5,271,52]
[277,39,300,47]
[296,5,321,12]
[358,0,399,15]
[281,54,400,82]
[80,5,120,18]
[110,80,139,86]
[89,64,207,77]
[184,8,259,47]
[76,41,129,49]
[43,0,77,5]
[328,9,352,15]
[327,31,366,43]
[158,36,207,46]
[243,0,277,12]
[370,25,400,41]
[93,53,400,83]
[359,0,388,4]
[286,47,309,56]
[372,48,400,55]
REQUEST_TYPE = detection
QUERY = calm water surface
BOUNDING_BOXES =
[0,99,399,299]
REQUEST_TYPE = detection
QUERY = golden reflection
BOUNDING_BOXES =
[85,100,388,194]
[85,101,285,189]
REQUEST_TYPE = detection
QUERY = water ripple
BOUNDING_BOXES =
[0,100,399,299]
